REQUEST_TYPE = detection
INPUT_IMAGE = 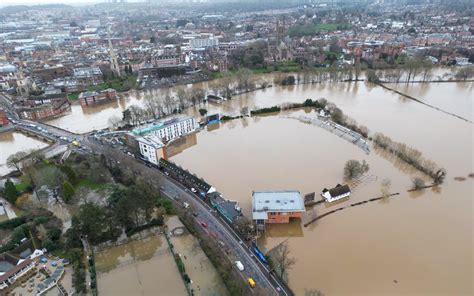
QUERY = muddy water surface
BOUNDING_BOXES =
[0,131,49,176]
[166,216,228,296]
[95,235,187,296]
[170,82,472,295]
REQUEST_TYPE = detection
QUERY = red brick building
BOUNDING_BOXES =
[0,108,9,127]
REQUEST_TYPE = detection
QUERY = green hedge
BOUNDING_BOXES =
[0,217,26,229]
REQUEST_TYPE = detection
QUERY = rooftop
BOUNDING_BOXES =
[135,134,164,149]
[252,190,305,215]
[131,116,194,136]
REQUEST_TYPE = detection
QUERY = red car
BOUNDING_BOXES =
[200,221,208,228]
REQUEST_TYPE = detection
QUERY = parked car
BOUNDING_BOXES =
[200,221,208,228]
[191,188,197,193]
[247,278,256,288]
[235,261,244,271]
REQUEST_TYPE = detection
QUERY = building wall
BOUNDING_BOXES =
[0,110,9,126]
[265,211,303,224]
[17,99,71,121]
[150,117,196,142]
[139,141,159,165]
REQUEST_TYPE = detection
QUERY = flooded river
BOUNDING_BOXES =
[2,74,471,294]
[0,131,49,176]
[169,81,472,295]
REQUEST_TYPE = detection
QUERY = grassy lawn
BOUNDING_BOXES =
[289,23,351,37]
[67,92,81,100]
[88,74,137,92]
[14,181,31,193]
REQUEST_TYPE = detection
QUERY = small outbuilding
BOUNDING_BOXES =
[321,184,351,202]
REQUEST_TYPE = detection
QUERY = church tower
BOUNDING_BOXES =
[108,25,121,77]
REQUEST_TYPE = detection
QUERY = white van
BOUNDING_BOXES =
[235,261,244,271]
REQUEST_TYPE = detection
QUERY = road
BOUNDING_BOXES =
[159,176,289,296]
[0,95,291,295]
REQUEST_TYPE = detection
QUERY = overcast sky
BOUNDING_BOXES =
[0,0,133,7]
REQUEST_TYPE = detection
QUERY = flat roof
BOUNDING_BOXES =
[131,116,194,136]
[252,190,305,215]
[136,134,164,148]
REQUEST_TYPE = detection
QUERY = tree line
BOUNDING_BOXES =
[373,132,446,184]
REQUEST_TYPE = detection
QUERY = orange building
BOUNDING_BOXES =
[252,190,305,225]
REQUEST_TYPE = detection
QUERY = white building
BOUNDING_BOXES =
[136,134,165,165]
[321,184,351,203]
[455,57,470,66]
[132,116,198,164]
[132,116,198,142]
[190,38,219,48]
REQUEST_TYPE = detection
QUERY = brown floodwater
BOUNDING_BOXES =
[0,131,49,176]
[169,82,472,295]
[3,74,471,294]
[389,82,473,122]
[166,216,228,296]
[95,235,187,296]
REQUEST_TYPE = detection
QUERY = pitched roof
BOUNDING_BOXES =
[323,184,351,197]
[0,257,33,284]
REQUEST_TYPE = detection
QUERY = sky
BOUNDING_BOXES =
[0,0,99,6]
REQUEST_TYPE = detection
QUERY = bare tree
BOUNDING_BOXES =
[175,86,189,111]
[163,94,176,115]
[190,88,205,105]
[220,72,235,99]
[236,68,254,92]
[6,151,28,171]
[108,115,123,129]
[380,178,392,197]
[273,241,296,281]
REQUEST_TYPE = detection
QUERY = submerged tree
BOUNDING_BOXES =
[344,159,368,179]
[411,177,426,190]
[273,241,296,281]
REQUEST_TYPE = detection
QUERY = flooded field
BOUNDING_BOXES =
[389,81,474,122]
[0,131,49,176]
[170,82,473,295]
[46,93,145,134]
[95,234,187,296]
[3,74,471,294]
[166,216,228,296]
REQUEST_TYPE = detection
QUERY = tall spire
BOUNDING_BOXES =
[108,25,121,77]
